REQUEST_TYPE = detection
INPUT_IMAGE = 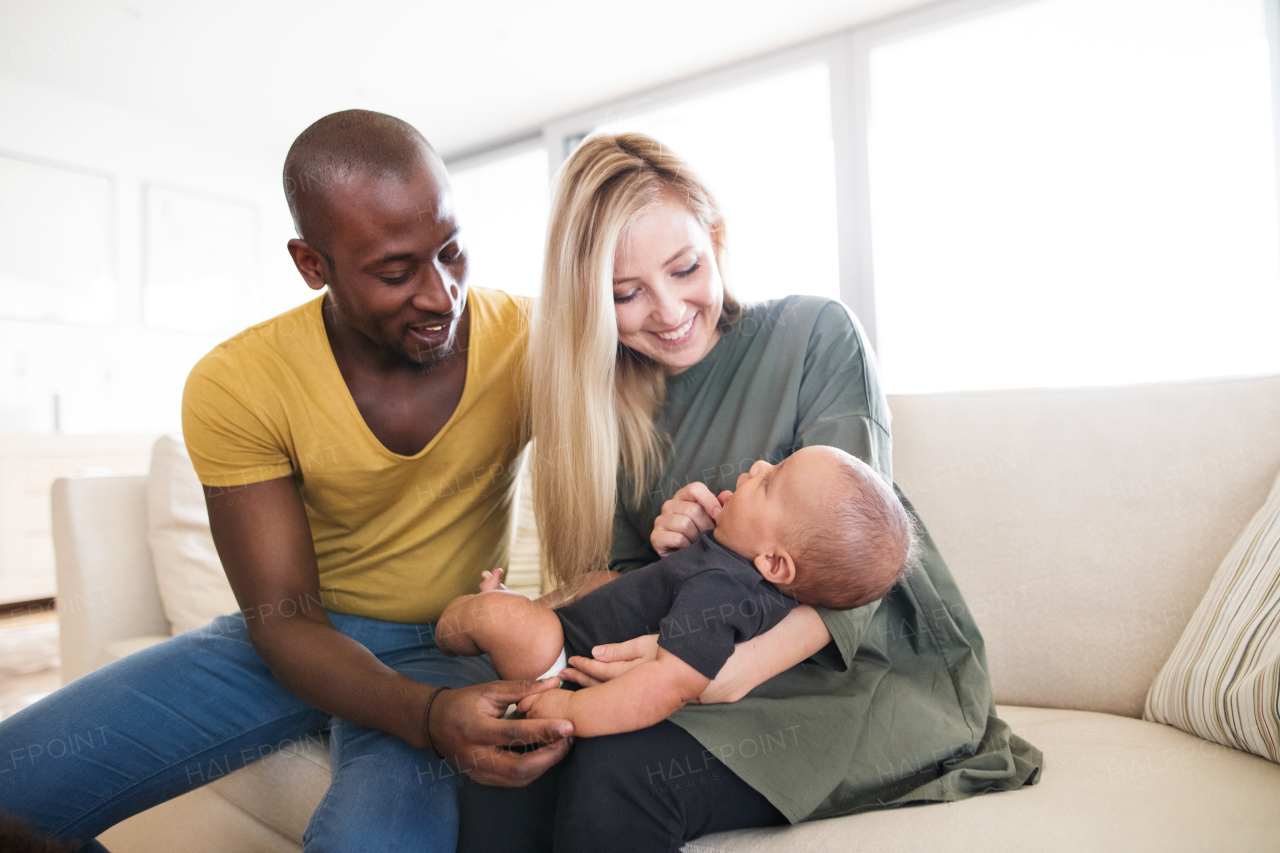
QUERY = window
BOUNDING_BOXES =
[449,144,550,298]
[594,61,841,305]
[866,0,1280,392]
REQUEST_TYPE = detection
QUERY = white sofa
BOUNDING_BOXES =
[53,375,1280,852]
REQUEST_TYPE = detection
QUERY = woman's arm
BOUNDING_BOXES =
[520,648,710,736]
[697,605,830,703]
[559,605,832,704]
[533,570,620,609]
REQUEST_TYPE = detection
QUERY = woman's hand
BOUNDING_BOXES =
[558,607,830,705]
[558,634,659,687]
[651,482,731,556]
[558,608,829,706]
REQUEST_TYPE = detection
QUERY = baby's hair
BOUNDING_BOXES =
[781,452,919,609]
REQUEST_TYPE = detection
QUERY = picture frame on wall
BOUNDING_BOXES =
[0,152,117,326]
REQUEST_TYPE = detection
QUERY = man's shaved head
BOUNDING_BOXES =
[283,109,439,257]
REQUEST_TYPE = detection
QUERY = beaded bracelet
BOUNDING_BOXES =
[423,685,450,756]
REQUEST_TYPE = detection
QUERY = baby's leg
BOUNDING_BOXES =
[436,592,566,681]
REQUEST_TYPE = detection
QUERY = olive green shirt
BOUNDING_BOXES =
[611,296,1042,823]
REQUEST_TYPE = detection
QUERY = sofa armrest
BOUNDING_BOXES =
[53,474,171,684]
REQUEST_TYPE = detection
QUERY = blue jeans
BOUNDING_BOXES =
[0,611,497,852]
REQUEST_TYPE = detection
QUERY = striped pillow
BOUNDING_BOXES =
[1144,467,1280,762]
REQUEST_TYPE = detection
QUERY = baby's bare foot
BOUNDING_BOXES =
[479,568,505,592]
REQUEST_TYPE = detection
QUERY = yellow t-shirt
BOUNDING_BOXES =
[181,286,530,624]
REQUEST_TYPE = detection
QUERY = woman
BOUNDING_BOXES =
[459,133,1041,852]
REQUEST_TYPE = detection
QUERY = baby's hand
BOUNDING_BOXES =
[517,686,572,720]
[651,482,727,557]
[479,568,505,593]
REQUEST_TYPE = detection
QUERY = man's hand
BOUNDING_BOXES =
[651,482,729,556]
[515,687,573,720]
[557,634,659,688]
[427,678,574,787]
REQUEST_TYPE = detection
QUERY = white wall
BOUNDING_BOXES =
[0,74,308,435]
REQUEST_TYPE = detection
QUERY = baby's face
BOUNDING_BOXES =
[715,447,830,559]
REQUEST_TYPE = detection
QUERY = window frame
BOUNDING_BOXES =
[443,0,1280,360]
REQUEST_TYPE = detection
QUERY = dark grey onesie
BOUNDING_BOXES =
[554,531,798,679]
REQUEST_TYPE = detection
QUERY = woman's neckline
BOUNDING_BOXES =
[665,305,756,389]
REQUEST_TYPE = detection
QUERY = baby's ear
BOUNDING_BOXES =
[754,552,796,587]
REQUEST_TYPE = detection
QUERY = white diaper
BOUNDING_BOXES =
[537,647,569,682]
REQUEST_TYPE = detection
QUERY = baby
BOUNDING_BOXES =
[435,445,917,737]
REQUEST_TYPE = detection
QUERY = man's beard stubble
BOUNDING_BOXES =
[395,330,460,374]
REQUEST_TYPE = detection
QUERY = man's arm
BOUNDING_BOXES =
[204,476,573,786]
[518,647,710,738]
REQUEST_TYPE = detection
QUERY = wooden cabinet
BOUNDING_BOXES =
[0,435,157,605]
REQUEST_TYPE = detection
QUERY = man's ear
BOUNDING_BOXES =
[287,239,330,292]
[754,551,796,587]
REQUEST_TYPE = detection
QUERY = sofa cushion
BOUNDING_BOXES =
[206,734,331,844]
[100,634,169,668]
[505,455,545,597]
[147,434,239,634]
[1144,465,1280,762]
[94,730,330,853]
[53,474,171,683]
[98,784,303,853]
[139,706,1280,853]
[888,374,1280,717]
[688,705,1280,852]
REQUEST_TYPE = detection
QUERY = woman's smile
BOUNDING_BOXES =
[652,313,697,343]
[613,196,724,374]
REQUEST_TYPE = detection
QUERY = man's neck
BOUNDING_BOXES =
[320,295,454,377]
[320,295,472,456]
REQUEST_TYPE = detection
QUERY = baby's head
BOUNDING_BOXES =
[713,446,918,609]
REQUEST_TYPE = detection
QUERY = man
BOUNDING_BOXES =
[0,110,571,852]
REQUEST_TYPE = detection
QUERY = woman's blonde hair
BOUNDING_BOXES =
[530,133,741,587]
